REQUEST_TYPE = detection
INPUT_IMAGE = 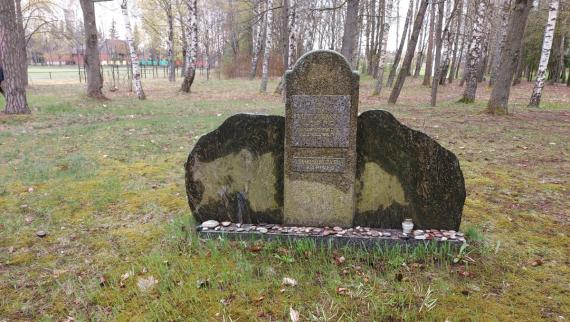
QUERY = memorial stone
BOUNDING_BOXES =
[283,50,359,227]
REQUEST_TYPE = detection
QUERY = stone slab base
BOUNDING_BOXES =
[196,223,465,249]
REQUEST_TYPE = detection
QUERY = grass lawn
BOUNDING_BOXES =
[1,75,569,321]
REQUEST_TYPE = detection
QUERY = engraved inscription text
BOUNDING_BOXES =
[291,156,346,173]
[291,95,351,148]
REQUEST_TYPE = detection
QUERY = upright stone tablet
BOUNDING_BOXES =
[284,50,359,227]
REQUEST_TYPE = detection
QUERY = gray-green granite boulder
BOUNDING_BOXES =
[185,114,284,224]
[185,110,465,230]
[354,110,465,230]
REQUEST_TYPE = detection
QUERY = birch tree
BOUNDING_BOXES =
[430,0,444,106]
[459,0,487,103]
[423,0,435,86]
[121,0,145,99]
[180,0,197,93]
[0,0,30,114]
[448,0,464,83]
[372,0,393,95]
[249,0,265,80]
[259,0,273,93]
[162,0,176,82]
[275,1,297,94]
[281,0,290,73]
[528,0,559,107]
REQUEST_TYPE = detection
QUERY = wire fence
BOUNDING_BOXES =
[27,64,214,90]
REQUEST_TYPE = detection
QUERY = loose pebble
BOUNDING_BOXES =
[201,220,220,228]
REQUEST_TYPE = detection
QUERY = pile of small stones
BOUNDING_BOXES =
[198,220,465,243]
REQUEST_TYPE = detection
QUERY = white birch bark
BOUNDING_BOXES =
[438,0,453,85]
[287,5,297,70]
[372,0,393,95]
[181,0,197,93]
[460,0,486,103]
[165,0,175,82]
[249,0,265,80]
[305,3,317,52]
[259,0,273,93]
[529,0,559,107]
[121,0,145,100]
[275,1,297,94]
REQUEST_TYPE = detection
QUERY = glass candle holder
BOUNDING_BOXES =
[402,218,414,234]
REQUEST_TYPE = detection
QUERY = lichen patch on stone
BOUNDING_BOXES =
[192,149,278,212]
[356,162,408,213]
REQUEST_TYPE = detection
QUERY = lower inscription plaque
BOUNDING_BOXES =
[291,156,346,173]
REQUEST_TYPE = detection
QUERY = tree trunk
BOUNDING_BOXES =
[511,44,524,85]
[477,30,489,82]
[282,0,290,73]
[414,9,428,78]
[430,0,444,106]
[386,0,414,88]
[166,1,176,82]
[305,4,317,52]
[275,2,297,94]
[459,0,486,103]
[260,0,274,93]
[15,0,28,87]
[388,0,429,103]
[459,0,475,86]
[249,1,265,80]
[180,0,198,93]
[0,0,30,114]
[488,0,510,86]
[528,0,559,107]
[486,0,533,115]
[439,0,459,85]
[372,0,393,95]
[366,0,376,75]
[79,0,105,99]
[448,0,464,84]
[422,0,435,86]
[552,34,566,83]
[121,0,145,99]
[341,0,361,67]
[179,5,188,73]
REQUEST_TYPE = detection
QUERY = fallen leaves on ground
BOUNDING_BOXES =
[249,244,263,252]
[120,271,133,288]
[333,255,345,265]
